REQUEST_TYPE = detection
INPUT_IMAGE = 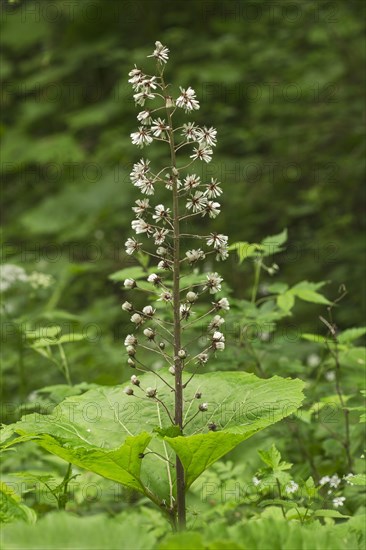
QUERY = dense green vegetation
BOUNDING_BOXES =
[1,1,365,548]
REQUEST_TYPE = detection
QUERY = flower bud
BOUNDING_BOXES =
[145,387,157,398]
[157,247,167,256]
[178,349,186,359]
[213,297,230,311]
[131,375,140,386]
[147,273,161,286]
[143,327,155,340]
[124,334,137,346]
[124,278,136,289]
[159,342,166,350]
[131,313,143,325]
[142,305,155,317]
[197,353,208,364]
[199,403,208,412]
[195,392,202,399]
[169,366,176,375]
[165,96,175,108]
[122,301,133,311]
[124,387,134,396]
[208,422,217,431]
[127,358,136,368]
[186,291,197,303]
[126,345,136,356]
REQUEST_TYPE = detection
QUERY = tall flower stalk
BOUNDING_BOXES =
[124,42,229,529]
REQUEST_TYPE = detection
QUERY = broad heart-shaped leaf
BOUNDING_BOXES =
[11,370,304,504]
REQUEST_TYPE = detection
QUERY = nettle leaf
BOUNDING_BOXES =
[10,370,304,503]
[261,228,288,256]
[289,281,331,305]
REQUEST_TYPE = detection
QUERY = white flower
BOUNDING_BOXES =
[183,174,201,191]
[124,334,137,346]
[197,353,208,364]
[152,204,171,222]
[333,496,346,508]
[190,145,213,163]
[143,327,155,339]
[176,86,200,112]
[169,366,176,375]
[124,278,136,289]
[158,260,170,270]
[136,177,155,195]
[214,297,230,311]
[185,249,206,264]
[137,110,152,125]
[325,370,336,381]
[128,66,145,90]
[153,228,169,245]
[0,264,28,291]
[142,305,155,317]
[212,331,225,351]
[131,313,143,325]
[151,118,170,137]
[252,476,261,487]
[205,178,222,198]
[158,291,172,302]
[133,90,155,106]
[147,273,161,285]
[216,246,229,261]
[203,200,221,218]
[285,481,299,494]
[180,303,190,320]
[307,353,321,367]
[142,77,157,91]
[205,272,223,294]
[207,233,228,249]
[148,41,169,64]
[131,219,151,234]
[344,474,354,485]
[131,374,140,385]
[130,126,153,148]
[319,476,330,486]
[329,474,341,488]
[157,246,167,256]
[121,301,133,311]
[181,122,199,140]
[199,402,208,411]
[196,126,217,147]
[165,173,182,190]
[132,198,150,217]
[130,159,150,183]
[186,191,207,213]
[125,237,142,255]
[209,315,225,331]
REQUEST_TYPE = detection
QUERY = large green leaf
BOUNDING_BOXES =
[10,370,304,503]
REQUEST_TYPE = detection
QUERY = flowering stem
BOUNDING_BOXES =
[163,76,186,529]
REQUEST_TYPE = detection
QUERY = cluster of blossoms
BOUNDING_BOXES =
[0,264,54,292]
[121,42,230,427]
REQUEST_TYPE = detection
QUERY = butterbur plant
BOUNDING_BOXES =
[4,42,305,531]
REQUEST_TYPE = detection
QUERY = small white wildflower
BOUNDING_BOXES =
[197,353,208,364]
[176,86,200,112]
[333,496,346,508]
[130,159,150,183]
[131,375,140,386]
[186,191,207,213]
[212,331,225,351]
[199,402,208,411]
[137,110,152,125]
[151,118,170,137]
[185,248,206,264]
[319,476,330,486]
[0,264,28,292]
[186,291,198,303]
[307,353,321,367]
[148,41,169,64]
[190,145,213,163]
[133,90,155,107]
[205,178,222,198]
[214,297,230,311]
[196,126,217,147]
[169,366,176,375]
[147,273,161,285]
[252,476,261,487]
[158,291,173,302]
[131,126,153,148]
[344,474,354,485]
[325,370,336,381]
[180,303,190,321]
[142,305,155,317]
[124,278,136,289]
[145,386,157,398]
[131,219,151,234]
[152,204,171,222]
[205,272,223,294]
[153,228,169,245]
[143,327,155,340]
[131,313,143,325]
[124,334,137,346]
[132,198,150,216]
[285,480,299,494]
[122,301,133,312]
[203,200,221,219]
[209,315,225,331]
[128,66,145,90]
[181,122,199,141]
[329,474,341,488]
[125,237,142,255]
[183,174,201,191]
